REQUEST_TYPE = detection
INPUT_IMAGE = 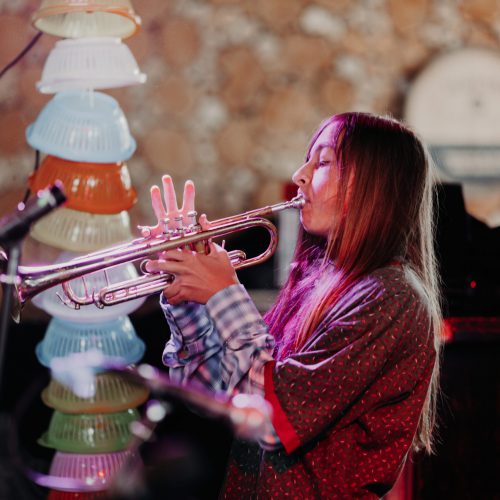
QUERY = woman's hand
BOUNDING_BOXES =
[142,175,240,304]
[139,174,197,238]
[146,242,240,304]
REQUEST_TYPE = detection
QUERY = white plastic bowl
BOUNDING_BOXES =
[38,38,146,93]
[30,208,133,253]
[32,251,146,322]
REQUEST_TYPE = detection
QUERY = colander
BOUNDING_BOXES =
[35,316,145,367]
[42,372,149,413]
[30,208,133,252]
[49,450,135,491]
[26,91,136,163]
[38,37,146,93]
[32,251,146,322]
[29,155,137,214]
[32,0,141,39]
[39,408,139,453]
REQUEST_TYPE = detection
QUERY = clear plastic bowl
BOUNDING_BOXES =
[30,208,133,252]
[39,408,139,453]
[32,252,146,322]
[42,371,149,414]
[35,316,145,367]
[32,0,141,39]
[38,38,146,93]
[49,450,135,491]
[26,91,136,163]
[29,155,137,214]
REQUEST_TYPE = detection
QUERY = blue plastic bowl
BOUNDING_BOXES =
[36,316,145,367]
[26,90,136,163]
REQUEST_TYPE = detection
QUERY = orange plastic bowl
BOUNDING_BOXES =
[29,155,137,214]
[32,0,141,39]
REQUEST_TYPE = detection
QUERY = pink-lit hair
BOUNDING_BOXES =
[264,112,442,453]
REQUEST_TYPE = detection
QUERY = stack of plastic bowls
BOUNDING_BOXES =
[26,2,148,496]
[26,92,138,250]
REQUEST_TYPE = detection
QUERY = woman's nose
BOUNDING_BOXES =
[292,162,310,186]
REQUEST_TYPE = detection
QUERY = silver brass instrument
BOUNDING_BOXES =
[1,196,304,321]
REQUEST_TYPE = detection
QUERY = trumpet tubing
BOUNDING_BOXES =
[2,196,304,316]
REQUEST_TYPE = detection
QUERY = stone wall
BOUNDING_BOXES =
[0,0,499,224]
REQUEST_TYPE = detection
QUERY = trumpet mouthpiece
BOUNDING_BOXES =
[290,194,305,209]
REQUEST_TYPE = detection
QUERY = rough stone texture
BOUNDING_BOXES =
[143,128,195,174]
[279,35,335,80]
[0,0,499,224]
[215,120,256,166]
[218,46,266,113]
[458,0,500,24]
[388,0,431,36]
[244,0,306,33]
[151,75,198,117]
[161,17,201,69]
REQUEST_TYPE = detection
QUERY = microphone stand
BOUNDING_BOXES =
[0,242,22,398]
[0,184,66,499]
[0,239,47,499]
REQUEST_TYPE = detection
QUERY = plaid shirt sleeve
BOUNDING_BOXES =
[205,284,275,394]
[160,294,224,391]
[160,286,281,449]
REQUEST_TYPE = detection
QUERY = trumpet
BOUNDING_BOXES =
[1,196,304,321]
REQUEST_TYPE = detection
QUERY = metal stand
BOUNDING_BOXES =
[0,242,21,398]
[0,242,45,499]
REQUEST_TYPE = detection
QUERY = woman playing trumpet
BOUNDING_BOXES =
[144,112,441,499]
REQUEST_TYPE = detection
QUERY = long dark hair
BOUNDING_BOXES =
[265,112,442,453]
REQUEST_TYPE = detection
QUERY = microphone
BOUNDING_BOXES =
[0,182,66,246]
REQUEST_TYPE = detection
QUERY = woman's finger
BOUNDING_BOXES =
[151,185,167,220]
[161,248,192,262]
[144,258,186,275]
[181,180,196,217]
[162,175,180,215]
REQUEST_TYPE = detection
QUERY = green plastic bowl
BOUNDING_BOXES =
[39,408,139,453]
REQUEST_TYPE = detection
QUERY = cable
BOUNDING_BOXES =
[0,31,42,80]
[22,150,40,204]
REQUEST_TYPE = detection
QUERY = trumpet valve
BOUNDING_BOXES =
[159,217,170,235]
[186,210,198,228]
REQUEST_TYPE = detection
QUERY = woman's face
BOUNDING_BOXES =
[292,123,339,237]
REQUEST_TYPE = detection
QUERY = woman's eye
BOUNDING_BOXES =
[317,160,331,168]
